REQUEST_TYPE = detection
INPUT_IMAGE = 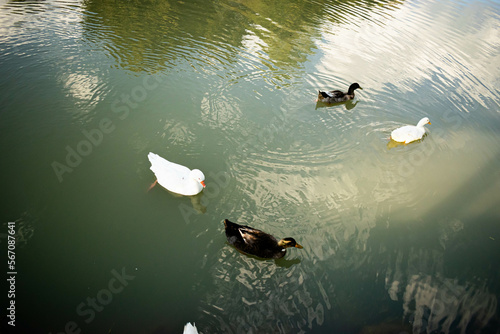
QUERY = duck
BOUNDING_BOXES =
[317,83,362,103]
[147,152,206,196]
[390,117,431,144]
[223,219,303,259]
[183,322,198,334]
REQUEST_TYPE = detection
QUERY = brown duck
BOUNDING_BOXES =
[223,219,303,259]
[318,83,362,103]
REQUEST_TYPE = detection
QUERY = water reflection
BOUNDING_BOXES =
[385,255,498,333]
[315,99,360,110]
[201,246,328,333]
[190,194,207,214]
[386,135,428,149]
[80,0,325,74]
[316,0,500,105]
[1,0,499,332]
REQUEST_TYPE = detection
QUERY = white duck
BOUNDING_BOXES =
[148,152,206,196]
[390,117,431,144]
[183,322,198,334]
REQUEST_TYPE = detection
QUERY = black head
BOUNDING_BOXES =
[348,83,362,94]
[278,237,303,249]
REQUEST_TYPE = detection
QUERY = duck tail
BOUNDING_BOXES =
[319,91,329,98]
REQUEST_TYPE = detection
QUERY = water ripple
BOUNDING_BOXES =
[2,0,500,333]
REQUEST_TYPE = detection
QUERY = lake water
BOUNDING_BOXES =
[1,0,500,333]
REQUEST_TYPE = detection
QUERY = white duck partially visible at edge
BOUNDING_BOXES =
[390,117,431,144]
[183,322,198,334]
[148,152,206,196]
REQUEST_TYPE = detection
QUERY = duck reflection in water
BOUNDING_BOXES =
[148,183,207,214]
[189,192,207,214]
[387,133,428,150]
[225,249,302,267]
[315,98,359,111]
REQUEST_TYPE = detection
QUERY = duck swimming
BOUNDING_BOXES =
[148,152,206,196]
[318,83,362,103]
[223,219,303,259]
[390,117,431,144]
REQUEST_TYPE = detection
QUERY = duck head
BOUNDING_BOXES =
[348,82,362,95]
[190,169,206,187]
[278,238,303,249]
[417,117,431,127]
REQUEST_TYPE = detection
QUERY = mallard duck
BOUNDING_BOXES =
[148,152,206,196]
[318,83,362,103]
[390,117,431,144]
[223,219,303,259]
[183,322,198,334]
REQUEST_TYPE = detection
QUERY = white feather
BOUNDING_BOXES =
[391,117,431,144]
[148,152,205,196]
[183,322,198,334]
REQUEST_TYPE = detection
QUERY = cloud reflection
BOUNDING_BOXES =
[400,274,497,333]
[316,0,500,104]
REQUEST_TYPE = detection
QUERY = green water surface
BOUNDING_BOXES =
[1,0,499,333]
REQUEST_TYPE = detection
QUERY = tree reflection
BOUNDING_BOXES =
[80,0,397,74]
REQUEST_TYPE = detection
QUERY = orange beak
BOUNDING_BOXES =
[201,180,206,188]
[428,121,432,125]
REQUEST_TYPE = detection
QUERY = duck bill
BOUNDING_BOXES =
[201,180,206,188]
[428,121,431,124]
[295,243,303,249]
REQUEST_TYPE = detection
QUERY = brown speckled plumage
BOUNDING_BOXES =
[223,219,303,259]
